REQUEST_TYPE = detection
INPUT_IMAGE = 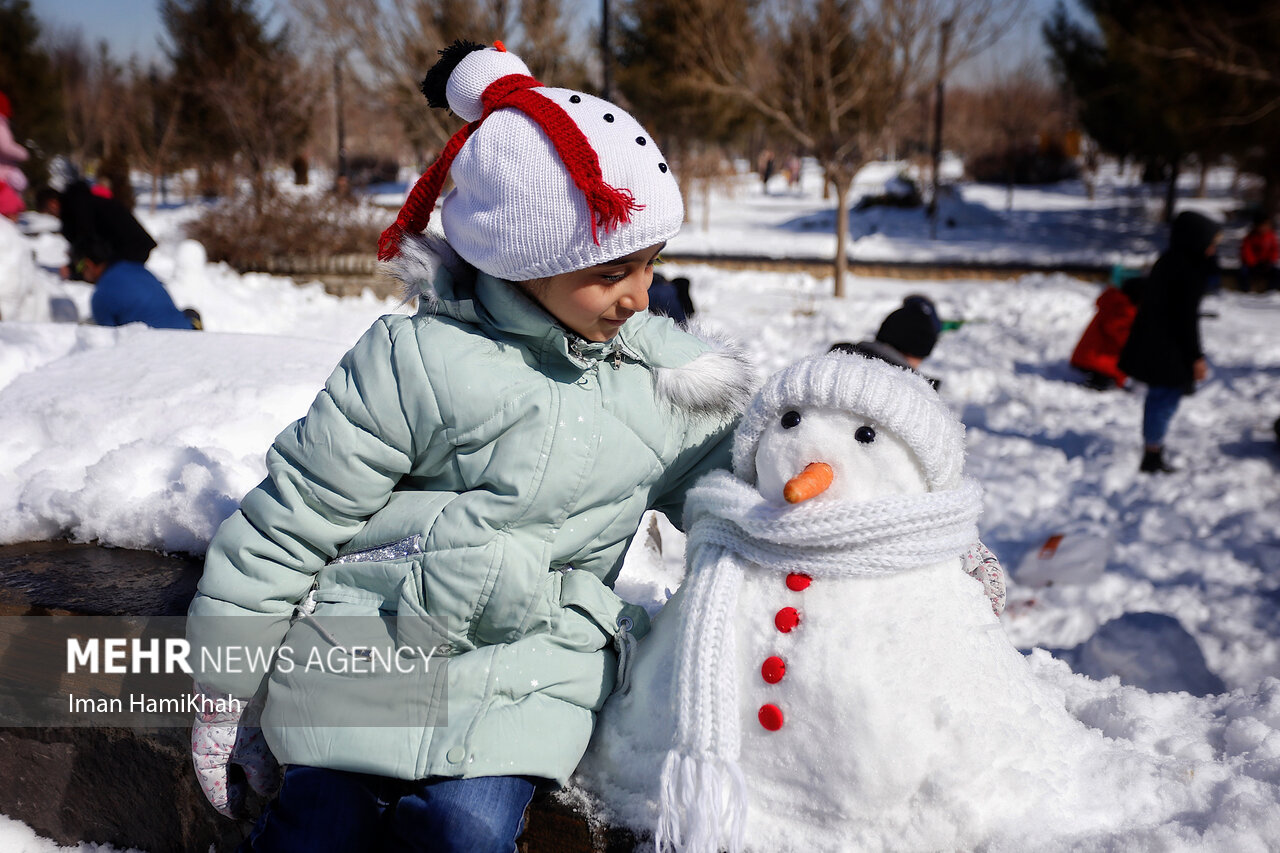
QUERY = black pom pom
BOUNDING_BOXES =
[420,39,487,110]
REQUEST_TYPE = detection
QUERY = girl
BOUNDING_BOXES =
[187,40,752,852]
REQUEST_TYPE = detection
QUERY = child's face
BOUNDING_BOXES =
[527,242,665,342]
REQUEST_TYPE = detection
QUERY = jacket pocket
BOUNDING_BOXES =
[556,569,651,649]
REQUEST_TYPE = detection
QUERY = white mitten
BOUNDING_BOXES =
[962,541,1006,616]
[190,684,281,818]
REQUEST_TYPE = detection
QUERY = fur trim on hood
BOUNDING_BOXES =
[378,229,474,311]
[653,321,755,417]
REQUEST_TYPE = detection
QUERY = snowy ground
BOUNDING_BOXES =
[1,162,1279,850]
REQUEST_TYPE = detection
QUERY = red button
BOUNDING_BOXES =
[774,607,800,633]
[785,573,811,591]
[761,656,786,684]
[758,703,784,731]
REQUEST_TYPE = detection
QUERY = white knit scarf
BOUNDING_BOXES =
[655,470,984,853]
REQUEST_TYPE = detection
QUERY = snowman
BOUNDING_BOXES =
[576,352,1151,852]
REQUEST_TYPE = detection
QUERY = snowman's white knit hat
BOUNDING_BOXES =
[732,352,967,491]
[377,40,683,281]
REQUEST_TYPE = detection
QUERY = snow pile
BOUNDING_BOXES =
[0,323,356,552]
[0,217,52,322]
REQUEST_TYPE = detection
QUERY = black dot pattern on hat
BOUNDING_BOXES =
[636,137,647,145]
[569,94,581,103]
[659,163,668,173]
[604,113,615,122]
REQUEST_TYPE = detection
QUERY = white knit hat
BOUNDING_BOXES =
[732,352,967,491]
[378,41,683,281]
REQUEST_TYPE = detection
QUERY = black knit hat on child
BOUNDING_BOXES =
[876,295,940,360]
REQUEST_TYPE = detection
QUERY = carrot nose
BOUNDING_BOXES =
[783,462,834,504]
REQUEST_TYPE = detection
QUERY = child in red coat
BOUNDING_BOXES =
[1240,215,1278,293]
[1070,276,1144,390]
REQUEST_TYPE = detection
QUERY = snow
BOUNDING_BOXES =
[2,163,1280,851]
[0,815,143,853]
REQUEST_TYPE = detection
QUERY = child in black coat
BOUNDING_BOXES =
[1118,211,1221,473]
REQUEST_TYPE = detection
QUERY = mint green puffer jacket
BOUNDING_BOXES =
[186,235,752,784]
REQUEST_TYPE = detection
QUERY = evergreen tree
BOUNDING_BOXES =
[0,0,66,189]
[614,0,751,218]
[161,0,313,200]
[288,0,515,163]
[1046,0,1277,218]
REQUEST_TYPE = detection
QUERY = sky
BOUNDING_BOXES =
[27,0,278,63]
[27,0,1073,78]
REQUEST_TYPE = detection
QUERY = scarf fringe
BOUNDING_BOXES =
[656,749,748,853]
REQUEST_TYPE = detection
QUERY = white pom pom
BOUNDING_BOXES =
[446,47,534,121]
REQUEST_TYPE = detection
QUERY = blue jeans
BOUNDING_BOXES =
[240,766,537,853]
[1143,385,1185,447]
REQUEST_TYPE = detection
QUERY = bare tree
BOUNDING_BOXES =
[47,33,122,176]
[199,47,317,207]
[289,0,584,162]
[676,0,1024,295]
[1124,3,1280,125]
[976,59,1064,209]
[162,0,316,203]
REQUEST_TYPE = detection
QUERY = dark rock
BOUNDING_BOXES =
[0,725,250,852]
[0,541,203,617]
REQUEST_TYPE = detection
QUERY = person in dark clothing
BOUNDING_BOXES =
[35,180,157,280]
[830,294,942,388]
[1118,211,1221,474]
[647,271,695,325]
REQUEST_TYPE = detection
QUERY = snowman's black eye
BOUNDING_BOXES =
[855,426,876,444]
[781,411,801,429]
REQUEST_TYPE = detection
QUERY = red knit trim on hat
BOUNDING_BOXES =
[378,119,479,261]
[378,72,644,261]
[482,75,643,244]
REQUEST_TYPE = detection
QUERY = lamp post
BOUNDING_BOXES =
[334,53,348,191]
[928,18,952,240]
[601,0,613,101]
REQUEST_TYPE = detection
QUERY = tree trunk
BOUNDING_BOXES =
[1263,172,1280,219]
[1196,160,1209,198]
[832,173,852,298]
[1162,157,1181,224]
[678,172,693,224]
[701,180,711,233]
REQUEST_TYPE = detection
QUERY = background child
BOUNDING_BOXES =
[186,40,752,851]
[829,294,943,388]
[1119,211,1220,474]
[75,237,197,329]
[1239,213,1278,293]
[0,90,28,221]
[1069,275,1145,390]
